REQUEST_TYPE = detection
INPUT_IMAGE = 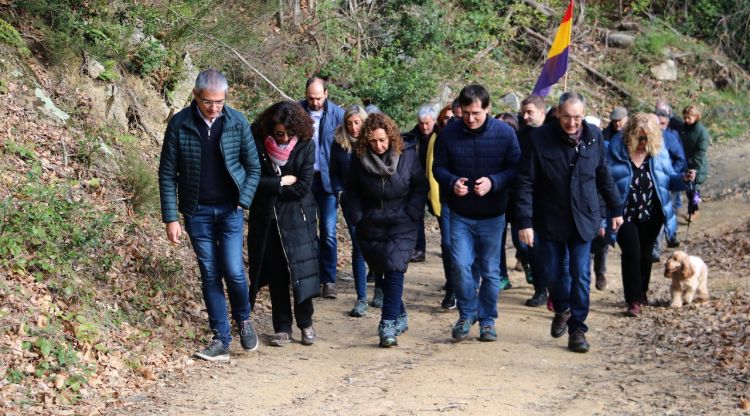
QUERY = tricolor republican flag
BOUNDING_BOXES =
[532,0,574,97]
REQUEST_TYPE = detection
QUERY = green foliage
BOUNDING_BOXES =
[118,142,159,214]
[633,29,682,60]
[638,0,750,69]
[0,17,31,56]
[98,60,119,81]
[131,40,168,76]
[0,181,116,287]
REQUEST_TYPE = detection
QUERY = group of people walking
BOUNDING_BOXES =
[158,68,708,361]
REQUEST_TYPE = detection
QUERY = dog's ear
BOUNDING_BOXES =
[680,255,695,280]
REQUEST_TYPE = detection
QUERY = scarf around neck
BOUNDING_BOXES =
[360,147,399,177]
[264,135,299,167]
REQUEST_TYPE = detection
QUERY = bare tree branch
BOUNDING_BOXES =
[154,0,293,101]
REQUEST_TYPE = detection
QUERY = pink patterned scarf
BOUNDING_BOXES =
[264,135,299,167]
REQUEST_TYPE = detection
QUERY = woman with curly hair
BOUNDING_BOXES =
[344,113,427,347]
[330,105,371,317]
[437,104,453,130]
[248,100,319,347]
[607,113,695,317]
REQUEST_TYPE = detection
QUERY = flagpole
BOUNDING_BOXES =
[563,1,572,92]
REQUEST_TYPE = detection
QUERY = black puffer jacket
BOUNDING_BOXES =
[344,144,427,273]
[248,137,320,303]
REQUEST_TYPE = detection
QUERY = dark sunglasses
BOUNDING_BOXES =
[274,130,295,139]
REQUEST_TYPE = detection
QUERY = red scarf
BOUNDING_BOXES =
[264,135,298,167]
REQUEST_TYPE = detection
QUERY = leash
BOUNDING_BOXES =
[683,180,697,248]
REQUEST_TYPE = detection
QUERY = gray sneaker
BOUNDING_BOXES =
[270,332,292,347]
[239,319,259,351]
[301,326,315,346]
[370,287,384,308]
[349,299,368,317]
[193,339,229,362]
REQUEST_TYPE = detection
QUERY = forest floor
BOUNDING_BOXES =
[118,137,750,416]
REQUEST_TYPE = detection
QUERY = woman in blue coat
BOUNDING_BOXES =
[607,113,695,317]
[344,113,427,347]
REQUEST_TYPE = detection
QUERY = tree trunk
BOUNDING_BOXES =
[292,0,302,29]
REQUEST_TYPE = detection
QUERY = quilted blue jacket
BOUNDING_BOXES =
[158,102,261,223]
[433,117,520,219]
[606,133,688,239]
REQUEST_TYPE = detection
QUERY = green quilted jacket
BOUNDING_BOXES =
[158,102,261,223]
[679,121,710,185]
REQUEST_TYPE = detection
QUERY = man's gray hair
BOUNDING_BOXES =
[558,91,585,108]
[195,68,228,92]
[417,105,437,121]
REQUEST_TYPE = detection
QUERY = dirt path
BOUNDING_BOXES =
[121,139,750,416]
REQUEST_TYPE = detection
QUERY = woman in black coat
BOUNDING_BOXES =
[344,113,428,347]
[248,101,319,347]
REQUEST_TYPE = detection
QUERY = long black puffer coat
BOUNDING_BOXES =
[248,137,320,304]
[344,144,427,273]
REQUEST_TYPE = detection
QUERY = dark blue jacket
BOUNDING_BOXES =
[159,102,261,223]
[299,99,345,193]
[516,121,621,243]
[329,141,353,196]
[607,134,688,240]
[433,118,520,219]
[662,128,687,173]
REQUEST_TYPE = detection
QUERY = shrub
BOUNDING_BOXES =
[119,143,159,214]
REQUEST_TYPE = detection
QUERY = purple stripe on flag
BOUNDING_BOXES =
[532,47,570,97]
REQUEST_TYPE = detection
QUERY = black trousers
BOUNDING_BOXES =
[616,216,663,304]
[264,225,314,334]
[590,237,609,278]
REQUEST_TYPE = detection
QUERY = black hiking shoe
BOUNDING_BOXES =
[525,289,548,307]
[568,329,590,353]
[551,308,571,338]
[441,292,457,310]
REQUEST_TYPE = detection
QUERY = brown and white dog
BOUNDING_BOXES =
[663,250,709,308]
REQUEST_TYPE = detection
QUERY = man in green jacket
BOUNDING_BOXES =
[158,68,261,361]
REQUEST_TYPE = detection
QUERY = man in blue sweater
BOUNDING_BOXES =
[433,84,520,342]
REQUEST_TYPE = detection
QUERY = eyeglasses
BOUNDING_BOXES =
[559,114,583,122]
[638,136,648,142]
[274,130,295,139]
[199,97,225,107]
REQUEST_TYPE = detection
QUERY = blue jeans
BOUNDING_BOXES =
[184,203,250,348]
[343,211,368,300]
[500,222,508,277]
[438,203,453,293]
[381,271,406,321]
[451,213,505,327]
[313,175,337,284]
[536,236,592,333]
